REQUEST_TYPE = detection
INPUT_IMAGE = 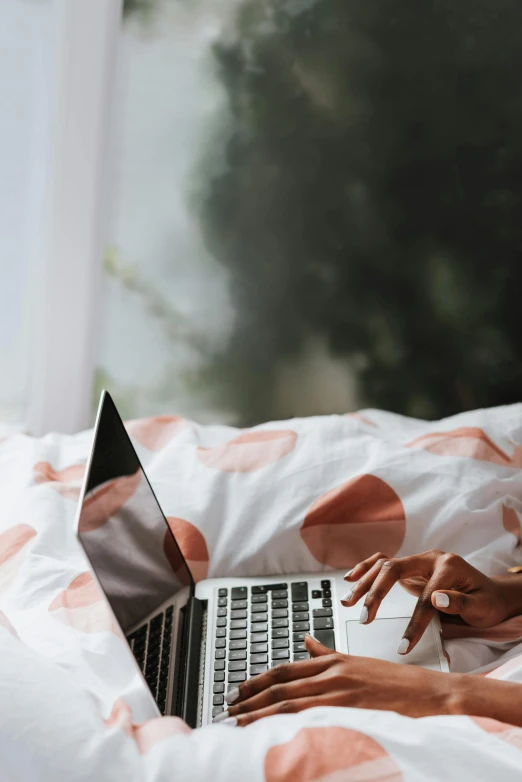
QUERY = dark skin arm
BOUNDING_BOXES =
[215,635,522,728]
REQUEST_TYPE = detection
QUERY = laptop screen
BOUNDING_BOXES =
[77,392,193,634]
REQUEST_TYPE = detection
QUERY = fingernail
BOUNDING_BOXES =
[341,590,353,603]
[222,717,238,727]
[344,568,354,579]
[435,592,449,608]
[213,711,229,723]
[225,687,240,704]
[397,638,410,655]
[359,606,368,624]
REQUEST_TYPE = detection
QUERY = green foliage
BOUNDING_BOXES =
[198,0,522,421]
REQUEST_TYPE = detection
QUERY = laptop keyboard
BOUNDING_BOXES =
[127,605,174,715]
[212,581,335,719]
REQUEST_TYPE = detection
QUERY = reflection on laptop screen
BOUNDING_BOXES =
[78,392,193,633]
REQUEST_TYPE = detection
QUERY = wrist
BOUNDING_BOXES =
[491,574,522,621]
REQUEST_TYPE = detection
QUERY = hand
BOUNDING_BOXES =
[215,636,460,727]
[341,550,520,654]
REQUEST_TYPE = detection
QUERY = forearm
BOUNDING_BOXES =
[491,573,522,620]
[451,673,522,728]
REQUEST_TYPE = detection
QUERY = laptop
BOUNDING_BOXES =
[75,391,448,728]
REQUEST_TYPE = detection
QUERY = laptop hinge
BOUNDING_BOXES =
[179,596,204,728]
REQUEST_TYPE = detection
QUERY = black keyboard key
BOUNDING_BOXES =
[214,671,225,682]
[272,599,288,609]
[230,629,247,640]
[293,621,310,632]
[293,612,309,622]
[216,618,227,628]
[230,610,247,620]
[231,600,247,610]
[213,694,224,706]
[322,598,332,608]
[294,652,310,661]
[270,584,288,591]
[313,617,334,630]
[272,590,288,600]
[313,608,333,618]
[213,706,224,718]
[228,672,247,683]
[251,613,268,623]
[231,587,248,600]
[272,608,288,619]
[230,620,247,630]
[291,582,309,602]
[314,629,335,650]
[312,590,322,599]
[215,649,226,659]
[251,623,268,633]
[214,660,225,670]
[272,648,289,660]
[151,614,163,631]
[251,594,267,603]
[251,603,268,614]
[218,588,228,597]
[229,639,246,650]
[251,585,269,594]
[321,580,331,590]
[272,619,288,629]
[272,638,289,649]
[217,607,227,617]
[293,632,306,642]
[214,682,225,694]
[292,603,308,613]
[216,638,226,649]
[293,642,306,652]
[323,589,332,598]
[216,627,226,638]
[250,664,268,675]
[229,650,247,661]
[272,628,289,639]
[218,597,227,607]
[250,653,268,664]
[228,660,247,672]
[250,633,268,644]
[251,643,268,654]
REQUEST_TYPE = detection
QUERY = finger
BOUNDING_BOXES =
[226,696,321,727]
[344,552,389,582]
[224,675,325,720]
[361,558,406,623]
[225,656,331,706]
[398,579,441,654]
[340,558,388,610]
[305,634,333,657]
[431,590,473,616]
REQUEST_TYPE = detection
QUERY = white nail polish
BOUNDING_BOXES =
[341,590,353,602]
[344,568,354,579]
[359,606,368,624]
[397,638,410,655]
[213,711,229,723]
[435,593,450,608]
[222,717,238,727]
[226,687,240,704]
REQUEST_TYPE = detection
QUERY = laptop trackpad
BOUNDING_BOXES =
[346,618,442,670]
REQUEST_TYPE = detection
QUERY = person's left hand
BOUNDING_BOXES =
[214,635,459,727]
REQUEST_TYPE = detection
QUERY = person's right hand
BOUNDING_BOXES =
[340,550,521,655]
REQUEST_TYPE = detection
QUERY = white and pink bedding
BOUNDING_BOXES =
[1,404,522,780]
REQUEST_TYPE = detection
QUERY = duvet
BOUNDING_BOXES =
[1,404,522,780]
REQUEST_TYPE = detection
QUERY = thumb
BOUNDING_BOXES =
[304,634,332,657]
[431,590,472,615]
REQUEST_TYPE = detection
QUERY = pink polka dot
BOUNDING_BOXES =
[164,517,209,583]
[78,471,142,532]
[197,430,297,473]
[406,428,522,468]
[126,416,187,452]
[0,524,37,593]
[264,726,402,781]
[301,475,406,568]
[33,461,86,500]
[472,717,522,751]
[346,412,377,426]
[105,698,191,752]
[48,572,119,635]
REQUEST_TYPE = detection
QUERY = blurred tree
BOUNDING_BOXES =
[195,0,522,422]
